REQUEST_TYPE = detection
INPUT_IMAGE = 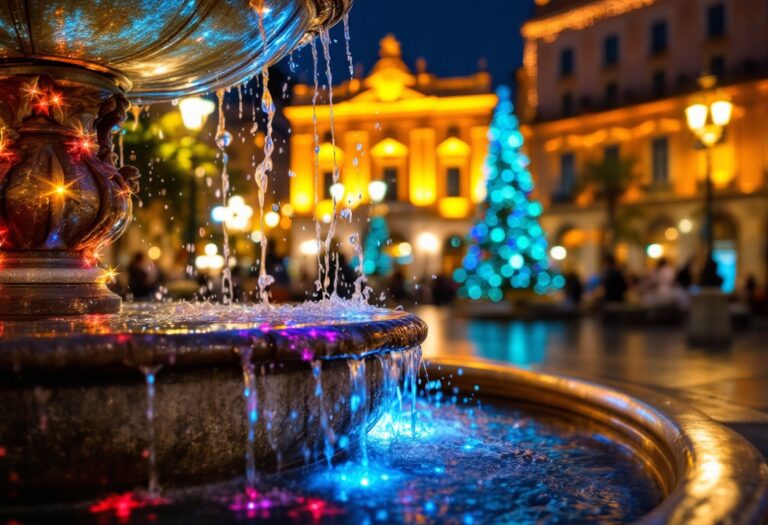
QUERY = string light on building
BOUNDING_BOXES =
[299,239,319,256]
[550,245,567,261]
[264,211,280,228]
[678,219,693,234]
[211,195,253,232]
[664,227,679,241]
[196,243,224,270]
[646,243,664,259]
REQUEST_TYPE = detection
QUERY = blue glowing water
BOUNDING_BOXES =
[22,395,661,524]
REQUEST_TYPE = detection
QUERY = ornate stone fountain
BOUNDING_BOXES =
[0,0,429,501]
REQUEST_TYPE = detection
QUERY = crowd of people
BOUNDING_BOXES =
[560,254,766,315]
[117,248,765,316]
[117,248,458,307]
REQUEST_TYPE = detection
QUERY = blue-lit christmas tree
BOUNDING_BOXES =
[361,214,393,276]
[455,87,562,302]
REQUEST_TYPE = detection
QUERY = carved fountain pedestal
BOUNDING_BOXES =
[0,70,137,315]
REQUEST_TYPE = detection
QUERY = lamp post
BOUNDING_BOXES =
[684,74,733,287]
[684,74,734,347]
[179,96,215,272]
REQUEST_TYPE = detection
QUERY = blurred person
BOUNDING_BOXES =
[564,270,583,306]
[388,267,409,303]
[744,273,762,313]
[640,257,676,307]
[432,273,457,305]
[127,252,159,300]
[675,258,694,290]
[601,254,627,303]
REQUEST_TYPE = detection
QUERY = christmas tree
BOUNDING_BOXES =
[361,214,393,276]
[455,86,563,302]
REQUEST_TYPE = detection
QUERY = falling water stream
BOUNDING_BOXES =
[319,30,340,298]
[343,14,354,80]
[237,346,260,489]
[254,6,276,303]
[310,39,324,295]
[140,365,163,498]
[215,89,234,305]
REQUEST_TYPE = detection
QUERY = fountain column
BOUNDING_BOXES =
[0,69,137,315]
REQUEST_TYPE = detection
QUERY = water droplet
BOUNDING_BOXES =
[340,208,352,221]
[216,130,232,149]
[258,275,275,288]
[288,170,296,178]
[272,204,279,212]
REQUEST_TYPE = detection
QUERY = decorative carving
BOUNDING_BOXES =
[0,74,137,256]
[0,73,139,315]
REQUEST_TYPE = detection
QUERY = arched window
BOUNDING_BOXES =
[370,138,408,202]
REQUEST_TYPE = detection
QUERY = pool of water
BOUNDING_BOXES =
[9,394,662,524]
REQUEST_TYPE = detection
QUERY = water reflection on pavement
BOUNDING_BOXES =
[415,305,768,456]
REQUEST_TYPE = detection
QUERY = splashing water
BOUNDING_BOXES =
[348,232,370,304]
[343,14,354,80]
[215,89,234,305]
[140,365,163,498]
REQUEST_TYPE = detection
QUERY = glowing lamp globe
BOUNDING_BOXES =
[368,181,388,203]
[685,103,708,132]
[179,97,216,131]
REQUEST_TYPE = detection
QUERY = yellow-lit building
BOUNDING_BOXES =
[519,0,768,290]
[285,35,497,277]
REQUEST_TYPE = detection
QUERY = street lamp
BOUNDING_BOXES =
[179,96,216,272]
[685,74,733,287]
[179,97,215,131]
[211,195,254,233]
[368,180,387,204]
[416,231,440,277]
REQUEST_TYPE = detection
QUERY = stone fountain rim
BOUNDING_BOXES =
[0,304,427,372]
[429,358,768,525]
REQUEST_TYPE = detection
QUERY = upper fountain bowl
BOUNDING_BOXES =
[0,0,351,102]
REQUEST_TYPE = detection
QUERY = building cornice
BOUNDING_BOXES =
[284,93,498,125]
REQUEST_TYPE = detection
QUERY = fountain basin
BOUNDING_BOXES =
[0,0,351,102]
[429,359,768,525]
[0,302,427,502]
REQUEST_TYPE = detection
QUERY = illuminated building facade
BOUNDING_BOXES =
[520,0,768,290]
[285,35,496,278]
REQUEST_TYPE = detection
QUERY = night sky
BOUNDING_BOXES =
[280,0,536,90]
